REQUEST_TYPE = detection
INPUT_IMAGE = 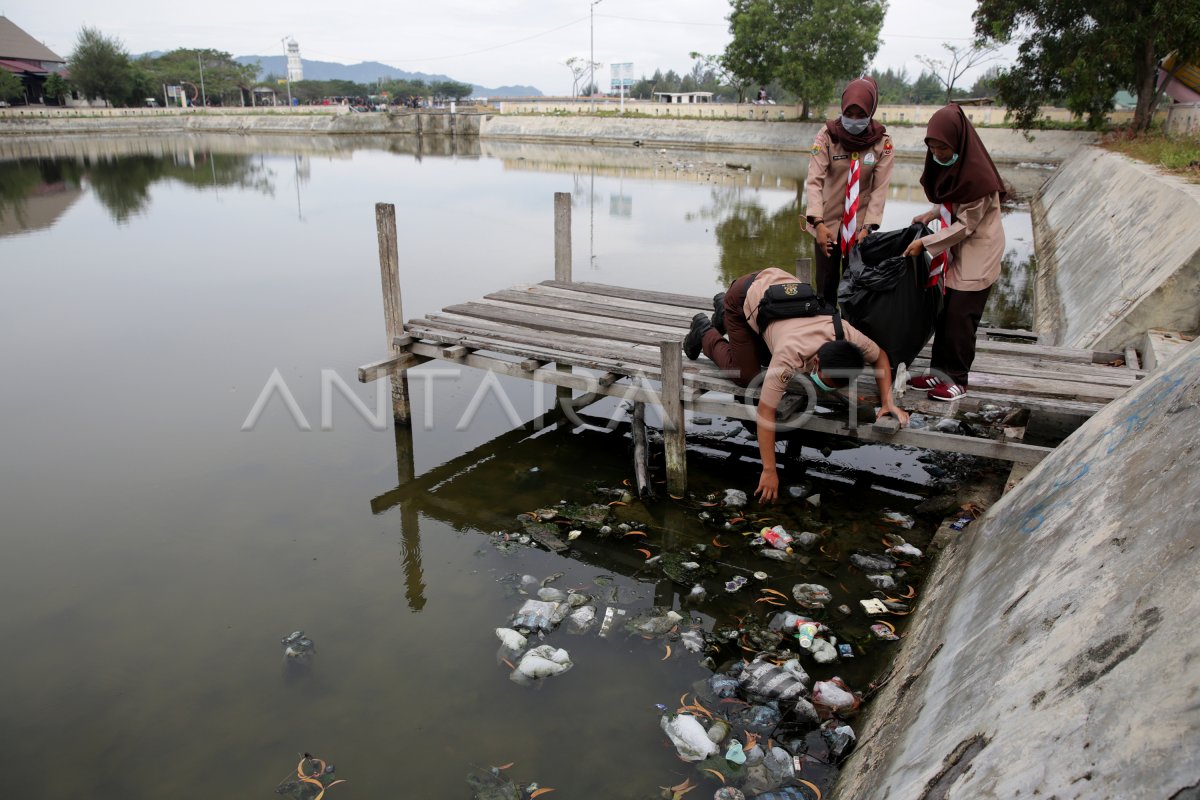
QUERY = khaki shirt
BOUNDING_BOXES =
[919,192,1005,291]
[742,268,883,409]
[804,128,895,238]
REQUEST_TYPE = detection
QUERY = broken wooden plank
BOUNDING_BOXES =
[358,353,429,382]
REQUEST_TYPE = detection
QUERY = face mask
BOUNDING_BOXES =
[932,152,959,167]
[810,372,837,393]
[841,115,869,135]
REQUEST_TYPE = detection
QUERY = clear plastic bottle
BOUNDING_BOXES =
[761,525,794,551]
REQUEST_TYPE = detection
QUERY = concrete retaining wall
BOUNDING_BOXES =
[0,111,481,137]
[1033,147,1200,350]
[834,335,1200,799]
[477,115,1095,163]
[0,110,1094,163]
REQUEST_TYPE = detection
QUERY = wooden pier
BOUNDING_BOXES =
[359,199,1145,491]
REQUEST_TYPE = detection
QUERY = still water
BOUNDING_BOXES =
[0,134,1047,799]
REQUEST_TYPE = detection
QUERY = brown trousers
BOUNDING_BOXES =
[930,286,992,386]
[701,273,770,388]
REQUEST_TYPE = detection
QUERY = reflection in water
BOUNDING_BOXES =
[986,249,1037,330]
[0,152,275,228]
[0,160,83,236]
[692,190,811,286]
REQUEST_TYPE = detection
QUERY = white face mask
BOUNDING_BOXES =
[841,115,869,135]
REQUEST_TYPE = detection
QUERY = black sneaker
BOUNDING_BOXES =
[683,312,713,360]
[712,292,727,335]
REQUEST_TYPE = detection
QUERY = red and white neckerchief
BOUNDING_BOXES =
[926,202,954,292]
[840,153,860,256]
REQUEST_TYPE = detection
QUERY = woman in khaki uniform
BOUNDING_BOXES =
[804,76,896,306]
[903,103,1006,401]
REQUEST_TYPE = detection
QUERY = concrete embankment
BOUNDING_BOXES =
[834,336,1200,799]
[1034,147,1200,350]
[0,110,1093,163]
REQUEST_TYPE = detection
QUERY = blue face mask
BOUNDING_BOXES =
[841,115,869,135]
[932,152,959,167]
[810,372,837,393]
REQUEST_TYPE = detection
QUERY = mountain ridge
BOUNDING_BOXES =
[235,55,542,97]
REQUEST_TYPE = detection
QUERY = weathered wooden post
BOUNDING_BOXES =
[392,423,426,611]
[376,202,412,423]
[631,401,654,499]
[554,191,572,283]
[659,341,687,494]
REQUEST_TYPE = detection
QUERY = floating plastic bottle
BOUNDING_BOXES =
[761,525,794,552]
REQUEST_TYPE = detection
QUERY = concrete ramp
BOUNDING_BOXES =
[1034,147,1200,350]
[835,336,1200,799]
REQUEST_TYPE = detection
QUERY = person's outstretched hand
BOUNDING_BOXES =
[755,469,779,504]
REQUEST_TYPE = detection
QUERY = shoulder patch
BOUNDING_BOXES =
[883,138,893,153]
[810,143,821,156]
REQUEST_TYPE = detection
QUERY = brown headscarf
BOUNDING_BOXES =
[920,103,1006,205]
[824,77,886,150]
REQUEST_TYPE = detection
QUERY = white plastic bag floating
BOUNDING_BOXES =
[495,627,527,652]
[660,714,720,761]
[812,677,860,715]
[511,599,563,634]
[566,605,596,634]
[510,645,573,684]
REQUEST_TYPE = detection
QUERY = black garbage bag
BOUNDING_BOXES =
[838,224,942,371]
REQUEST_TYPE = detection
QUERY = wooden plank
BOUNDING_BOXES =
[909,355,1143,388]
[541,279,709,309]
[1124,346,1140,371]
[485,288,694,329]
[661,341,688,494]
[917,339,1103,364]
[441,302,681,346]
[514,283,707,319]
[956,371,1125,403]
[468,296,688,337]
[358,353,428,382]
[688,396,1053,464]
[443,344,469,359]
[632,402,653,499]
[978,327,1039,341]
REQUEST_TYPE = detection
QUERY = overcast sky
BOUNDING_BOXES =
[9,0,1010,94]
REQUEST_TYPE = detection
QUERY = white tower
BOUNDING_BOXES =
[286,39,303,83]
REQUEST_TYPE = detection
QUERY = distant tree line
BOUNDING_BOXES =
[280,77,474,104]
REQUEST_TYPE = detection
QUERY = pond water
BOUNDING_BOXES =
[0,133,1047,799]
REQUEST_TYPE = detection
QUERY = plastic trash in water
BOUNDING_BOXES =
[511,599,563,634]
[810,637,839,664]
[566,605,597,634]
[860,598,888,615]
[887,543,924,559]
[761,525,794,551]
[723,488,748,508]
[737,655,809,702]
[713,788,746,800]
[276,753,345,800]
[881,511,915,529]
[867,573,897,590]
[725,739,747,765]
[849,553,898,572]
[796,622,818,649]
[822,720,856,761]
[792,583,832,609]
[495,628,528,652]
[598,606,627,637]
[838,643,855,658]
[680,629,705,653]
[812,677,860,716]
[725,575,749,593]
[950,517,972,531]
[870,622,900,641]
[510,645,573,684]
[626,608,683,637]
[687,584,707,603]
[660,714,720,761]
[281,631,315,662]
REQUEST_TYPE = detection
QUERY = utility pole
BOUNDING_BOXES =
[590,0,602,112]
[197,52,207,107]
[282,37,293,108]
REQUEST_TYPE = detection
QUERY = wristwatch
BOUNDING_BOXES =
[806,216,823,226]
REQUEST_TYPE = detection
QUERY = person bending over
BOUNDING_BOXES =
[683,267,909,503]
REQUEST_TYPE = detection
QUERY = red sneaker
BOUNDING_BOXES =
[928,383,968,401]
[908,374,944,390]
